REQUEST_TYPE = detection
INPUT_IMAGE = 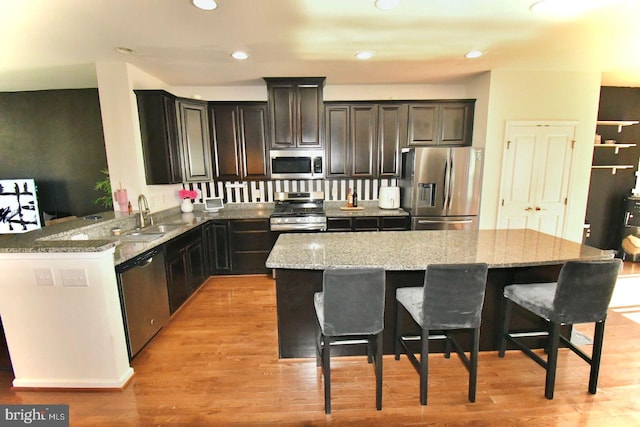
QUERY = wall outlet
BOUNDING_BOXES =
[61,268,88,287]
[34,268,55,286]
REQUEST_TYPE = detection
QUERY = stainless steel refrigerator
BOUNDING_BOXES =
[400,147,483,230]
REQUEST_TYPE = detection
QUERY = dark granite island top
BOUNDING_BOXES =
[266,229,614,358]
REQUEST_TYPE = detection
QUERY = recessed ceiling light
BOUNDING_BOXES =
[374,0,400,10]
[231,51,249,60]
[115,47,135,55]
[356,51,374,60]
[529,0,580,16]
[465,50,483,59]
[192,0,218,11]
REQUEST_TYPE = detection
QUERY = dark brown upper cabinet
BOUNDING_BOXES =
[264,77,325,149]
[177,99,212,182]
[407,100,474,147]
[325,102,407,178]
[210,102,269,181]
[377,103,407,177]
[135,90,183,185]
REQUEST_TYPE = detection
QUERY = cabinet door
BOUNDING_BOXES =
[210,104,242,181]
[186,239,206,292]
[297,83,323,148]
[351,105,377,177]
[378,104,406,177]
[204,221,231,275]
[135,90,182,185]
[408,103,438,146]
[380,216,410,230]
[268,83,296,149]
[352,216,379,231]
[325,105,350,177]
[326,217,351,231]
[177,100,212,182]
[238,103,269,180]
[165,250,189,314]
[265,78,324,149]
[440,102,474,146]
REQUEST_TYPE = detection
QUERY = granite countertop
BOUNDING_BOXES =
[324,200,408,217]
[265,229,614,270]
[0,203,274,265]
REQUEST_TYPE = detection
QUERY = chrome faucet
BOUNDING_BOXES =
[137,194,153,228]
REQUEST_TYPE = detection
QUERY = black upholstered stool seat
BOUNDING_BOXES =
[394,263,489,405]
[499,259,622,399]
[314,268,386,414]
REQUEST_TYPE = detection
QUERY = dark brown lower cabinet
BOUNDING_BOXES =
[326,216,410,232]
[203,221,231,275]
[229,219,272,274]
[165,228,206,314]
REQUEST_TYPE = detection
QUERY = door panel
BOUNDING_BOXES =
[498,123,575,238]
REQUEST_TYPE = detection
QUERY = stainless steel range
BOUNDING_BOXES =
[270,191,327,231]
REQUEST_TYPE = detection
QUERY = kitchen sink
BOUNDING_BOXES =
[116,223,184,243]
[143,223,183,234]
[118,232,165,242]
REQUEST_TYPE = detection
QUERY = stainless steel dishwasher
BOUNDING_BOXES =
[116,247,170,359]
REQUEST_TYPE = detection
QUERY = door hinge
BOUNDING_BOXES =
[571,140,575,149]
[565,198,568,205]
[507,140,511,149]
[501,199,505,207]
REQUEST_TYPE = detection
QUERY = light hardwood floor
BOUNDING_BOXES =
[1,274,639,426]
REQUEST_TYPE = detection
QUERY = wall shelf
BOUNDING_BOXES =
[592,165,634,175]
[594,143,637,154]
[596,120,639,132]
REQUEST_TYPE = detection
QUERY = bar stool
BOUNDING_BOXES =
[394,263,489,405]
[498,259,621,399]
[314,268,386,414]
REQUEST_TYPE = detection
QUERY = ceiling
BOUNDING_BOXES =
[1,0,639,92]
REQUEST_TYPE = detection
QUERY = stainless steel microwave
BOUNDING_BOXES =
[270,149,324,180]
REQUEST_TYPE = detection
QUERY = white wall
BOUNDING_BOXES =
[96,63,184,213]
[477,69,601,242]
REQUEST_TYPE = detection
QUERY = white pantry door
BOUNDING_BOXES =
[497,122,576,237]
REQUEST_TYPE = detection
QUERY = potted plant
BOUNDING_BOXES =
[93,168,113,209]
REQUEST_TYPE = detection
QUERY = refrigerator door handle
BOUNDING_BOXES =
[443,151,450,210]
[417,219,474,224]
[448,150,454,211]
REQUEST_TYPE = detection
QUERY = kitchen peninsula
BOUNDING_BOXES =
[265,229,614,358]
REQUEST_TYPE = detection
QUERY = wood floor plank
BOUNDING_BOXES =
[1,274,639,425]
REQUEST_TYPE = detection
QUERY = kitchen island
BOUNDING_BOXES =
[265,229,614,358]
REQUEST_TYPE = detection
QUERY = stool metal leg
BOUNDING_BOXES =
[469,328,480,402]
[375,332,383,410]
[420,328,430,405]
[589,320,606,394]
[545,322,561,399]
[498,298,512,358]
[394,301,403,360]
[322,334,332,414]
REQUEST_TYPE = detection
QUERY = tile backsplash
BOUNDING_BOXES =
[184,178,399,204]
